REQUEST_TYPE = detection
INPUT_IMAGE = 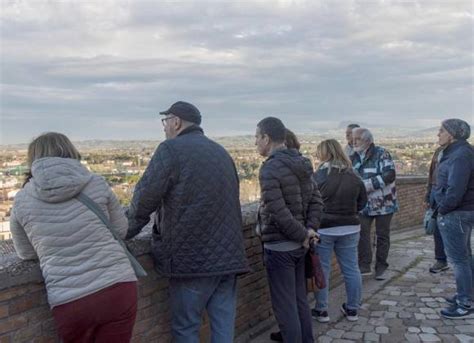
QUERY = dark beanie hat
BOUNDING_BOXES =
[442,118,471,140]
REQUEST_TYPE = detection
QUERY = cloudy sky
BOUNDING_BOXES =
[1,0,472,144]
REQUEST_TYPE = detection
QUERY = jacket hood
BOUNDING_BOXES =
[26,157,92,203]
[270,148,314,180]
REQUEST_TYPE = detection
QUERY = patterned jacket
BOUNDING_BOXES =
[351,144,398,216]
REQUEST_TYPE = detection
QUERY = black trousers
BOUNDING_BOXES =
[358,214,393,272]
[264,247,314,343]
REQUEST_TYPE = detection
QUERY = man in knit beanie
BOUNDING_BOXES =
[442,118,471,141]
[433,118,474,319]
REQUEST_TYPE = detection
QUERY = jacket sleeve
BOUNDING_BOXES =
[437,156,471,215]
[363,150,396,193]
[106,185,128,240]
[10,208,38,260]
[357,179,368,212]
[127,143,175,239]
[259,165,308,243]
[306,180,323,231]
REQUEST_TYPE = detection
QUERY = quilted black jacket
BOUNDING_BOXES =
[258,148,323,243]
[127,126,249,277]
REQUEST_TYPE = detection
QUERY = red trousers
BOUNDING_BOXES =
[52,282,137,343]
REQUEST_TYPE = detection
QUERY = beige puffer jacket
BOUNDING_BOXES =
[10,157,137,308]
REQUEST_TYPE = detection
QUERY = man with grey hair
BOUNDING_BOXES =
[345,123,360,156]
[351,128,398,280]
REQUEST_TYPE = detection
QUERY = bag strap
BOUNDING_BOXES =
[75,192,147,277]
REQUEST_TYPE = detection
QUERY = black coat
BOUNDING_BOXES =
[258,148,323,243]
[313,166,367,229]
[127,126,249,277]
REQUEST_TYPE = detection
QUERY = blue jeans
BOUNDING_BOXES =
[437,210,474,307]
[314,232,362,311]
[169,275,237,343]
[264,247,314,343]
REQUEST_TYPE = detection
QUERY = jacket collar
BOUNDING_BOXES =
[441,139,468,158]
[177,125,204,137]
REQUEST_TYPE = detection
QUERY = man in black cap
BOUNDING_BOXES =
[433,118,474,319]
[127,101,249,342]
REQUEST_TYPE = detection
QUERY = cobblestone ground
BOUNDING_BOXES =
[253,228,474,343]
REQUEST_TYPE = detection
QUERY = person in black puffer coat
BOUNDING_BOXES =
[256,117,322,343]
[311,139,367,324]
[127,101,249,343]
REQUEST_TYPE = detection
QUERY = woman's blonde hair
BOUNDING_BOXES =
[316,139,352,171]
[24,132,81,185]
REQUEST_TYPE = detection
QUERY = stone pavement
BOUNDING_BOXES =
[252,227,474,342]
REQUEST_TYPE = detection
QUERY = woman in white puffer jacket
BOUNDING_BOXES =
[10,132,138,343]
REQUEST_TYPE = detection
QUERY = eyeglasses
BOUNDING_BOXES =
[161,115,176,126]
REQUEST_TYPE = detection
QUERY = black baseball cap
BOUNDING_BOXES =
[159,101,201,125]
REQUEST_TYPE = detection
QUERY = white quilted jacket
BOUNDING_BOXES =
[10,157,137,308]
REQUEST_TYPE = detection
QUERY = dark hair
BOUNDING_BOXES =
[285,128,300,150]
[347,123,360,129]
[257,117,286,143]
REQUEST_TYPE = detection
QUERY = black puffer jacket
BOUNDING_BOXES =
[313,165,367,229]
[127,126,249,277]
[258,148,323,243]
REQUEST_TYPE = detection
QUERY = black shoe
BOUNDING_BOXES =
[341,303,359,321]
[375,269,387,280]
[311,309,330,323]
[270,331,283,342]
[429,261,449,273]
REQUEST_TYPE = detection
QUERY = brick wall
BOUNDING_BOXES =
[0,176,427,342]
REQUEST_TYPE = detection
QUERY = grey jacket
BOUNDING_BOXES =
[10,157,136,308]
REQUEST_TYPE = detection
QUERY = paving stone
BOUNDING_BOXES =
[398,311,412,319]
[408,327,421,333]
[426,302,439,308]
[364,332,380,342]
[369,318,386,326]
[342,331,363,340]
[352,324,375,333]
[384,312,398,319]
[420,327,436,334]
[418,333,440,342]
[455,325,474,334]
[438,334,456,342]
[455,334,474,342]
[426,314,440,320]
[332,340,354,343]
[402,292,416,296]
[317,335,333,343]
[421,298,436,302]
[371,311,384,317]
[389,291,401,296]
[420,308,436,314]
[414,313,426,320]
[436,326,458,334]
[404,334,421,343]
[380,300,397,306]
[334,322,355,330]
[326,329,345,339]
[375,326,389,334]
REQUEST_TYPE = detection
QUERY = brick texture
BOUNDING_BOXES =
[0,179,426,342]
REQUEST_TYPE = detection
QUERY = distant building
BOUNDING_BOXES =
[0,221,11,240]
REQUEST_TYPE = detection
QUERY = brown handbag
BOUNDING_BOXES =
[305,242,326,292]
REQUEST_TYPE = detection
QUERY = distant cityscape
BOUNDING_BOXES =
[1,126,472,241]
